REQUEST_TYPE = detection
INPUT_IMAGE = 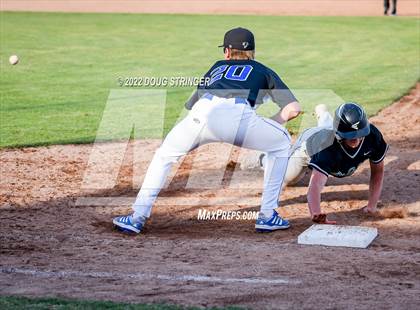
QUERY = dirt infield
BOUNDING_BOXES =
[1,0,419,16]
[0,85,419,308]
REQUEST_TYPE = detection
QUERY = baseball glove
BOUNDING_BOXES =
[312,213,337,224]
[312,213,327,223]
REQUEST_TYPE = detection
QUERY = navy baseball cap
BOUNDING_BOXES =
[218,27,255,51]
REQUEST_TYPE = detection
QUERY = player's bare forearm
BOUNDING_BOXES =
[366,160,385,212]
[271,101,301,124]
[307,170,336,224]
[307,170,327,216]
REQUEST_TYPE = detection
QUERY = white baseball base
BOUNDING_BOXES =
[297,224,378,248]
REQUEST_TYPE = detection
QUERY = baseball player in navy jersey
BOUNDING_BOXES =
[113,27,301,234]
[258,102,388,224]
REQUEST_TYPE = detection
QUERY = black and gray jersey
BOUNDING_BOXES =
[308,124,389,178]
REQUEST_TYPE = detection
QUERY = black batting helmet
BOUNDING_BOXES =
[334,102,370,139]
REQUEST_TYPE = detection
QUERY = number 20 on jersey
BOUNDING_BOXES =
[209,65,253,85]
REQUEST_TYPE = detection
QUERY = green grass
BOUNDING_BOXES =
[0,295,244,309]
[0,12,419,147]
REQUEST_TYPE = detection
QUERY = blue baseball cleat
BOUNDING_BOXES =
[113,215,143,234]
[255,210,290,232]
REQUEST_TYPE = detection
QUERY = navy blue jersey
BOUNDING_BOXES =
[185,59,297,109]
[307,124,389,178]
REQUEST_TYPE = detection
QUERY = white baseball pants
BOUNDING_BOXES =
[282,109,333,185]
[132,94,291,219]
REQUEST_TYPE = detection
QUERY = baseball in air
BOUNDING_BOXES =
[9,55,19,65]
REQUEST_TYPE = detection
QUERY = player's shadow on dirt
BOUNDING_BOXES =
[384,133,420,150]
[8,190,417,241]
[136,206,419,240]
[278,189,368,206]
[278,187,419,206]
